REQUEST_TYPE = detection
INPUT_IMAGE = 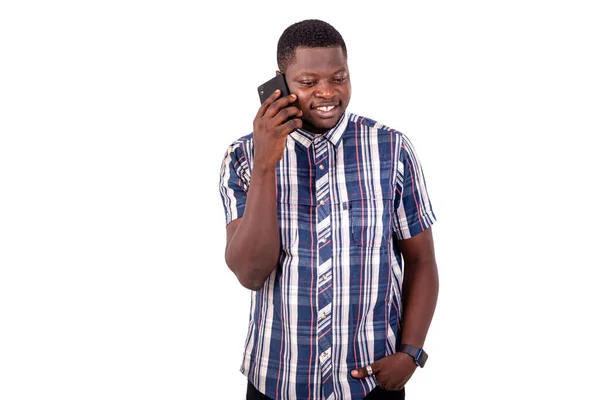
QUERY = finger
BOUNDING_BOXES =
[256,89,283,118]
[275,118,302,136]
[350,365,371,379]
[370,360,382,375]
[273,106,303,126]
[264,94,298,118]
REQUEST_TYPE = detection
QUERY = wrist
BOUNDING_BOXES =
[252,160,278,175]
[395,351,417,366]
[399,344,428,368]
[250,163,277,183]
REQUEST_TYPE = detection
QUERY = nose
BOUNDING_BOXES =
[315,80,335,98]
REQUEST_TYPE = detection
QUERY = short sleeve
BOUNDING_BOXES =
[218,142,250,225]
[392,134,437,239]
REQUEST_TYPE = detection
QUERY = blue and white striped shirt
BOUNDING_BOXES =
[219,113,436,400]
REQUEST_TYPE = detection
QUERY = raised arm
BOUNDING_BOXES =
[224,90,303,291]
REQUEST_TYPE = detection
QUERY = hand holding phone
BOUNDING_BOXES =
[253,74,302,169]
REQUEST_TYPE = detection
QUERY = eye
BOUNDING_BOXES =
[333,77,347,83]
[300,81,317,87]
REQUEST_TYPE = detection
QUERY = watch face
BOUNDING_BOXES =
[416,349,428,367]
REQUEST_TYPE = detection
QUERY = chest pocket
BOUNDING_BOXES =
[275,162,313,249]
[347,192,393,249]
[276,195,316,249]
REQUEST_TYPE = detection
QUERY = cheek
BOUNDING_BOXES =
[295,96,311,112]
[341,86,351,99]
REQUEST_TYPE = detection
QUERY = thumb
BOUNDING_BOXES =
[351,366,370,379]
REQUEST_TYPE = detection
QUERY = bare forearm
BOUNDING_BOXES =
[400,260,439,348]
[226,165,280,290]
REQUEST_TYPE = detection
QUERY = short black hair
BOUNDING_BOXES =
[277,19,347,72]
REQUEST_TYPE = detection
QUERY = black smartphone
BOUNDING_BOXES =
[258,74,290,104]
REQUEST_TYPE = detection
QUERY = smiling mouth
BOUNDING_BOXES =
[316,105,335,112]
[312,104,339,118]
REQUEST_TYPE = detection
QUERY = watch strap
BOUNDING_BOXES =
[399,344,428,367]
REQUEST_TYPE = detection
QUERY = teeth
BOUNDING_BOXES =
[317,105,335,112]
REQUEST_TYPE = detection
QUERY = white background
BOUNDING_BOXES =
[1,1,599,399]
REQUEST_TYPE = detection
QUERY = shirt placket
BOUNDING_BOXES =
[313,136,334,399]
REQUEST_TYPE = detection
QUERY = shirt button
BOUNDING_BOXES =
[320,238,327,244]
[319,165,325,170]
[319,200,325,206]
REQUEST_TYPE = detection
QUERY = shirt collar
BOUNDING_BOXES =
[289,113,349,150]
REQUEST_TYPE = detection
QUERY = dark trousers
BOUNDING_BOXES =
[247,380,405,400]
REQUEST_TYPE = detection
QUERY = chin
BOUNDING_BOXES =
[304,117,341,133]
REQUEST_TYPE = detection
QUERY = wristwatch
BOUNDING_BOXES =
[399,344,428,367]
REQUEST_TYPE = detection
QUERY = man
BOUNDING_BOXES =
[219,19,438,400]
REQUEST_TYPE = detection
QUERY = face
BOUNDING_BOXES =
[282,46,351,134]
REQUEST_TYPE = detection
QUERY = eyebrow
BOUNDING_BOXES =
[295,68,348,77]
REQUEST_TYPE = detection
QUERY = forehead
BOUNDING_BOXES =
[286,46,348,75]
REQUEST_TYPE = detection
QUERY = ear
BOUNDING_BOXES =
[275,70,283,76]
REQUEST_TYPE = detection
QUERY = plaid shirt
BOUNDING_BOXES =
[219,113,436,400]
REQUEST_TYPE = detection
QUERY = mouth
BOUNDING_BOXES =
[312,103,340,118]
